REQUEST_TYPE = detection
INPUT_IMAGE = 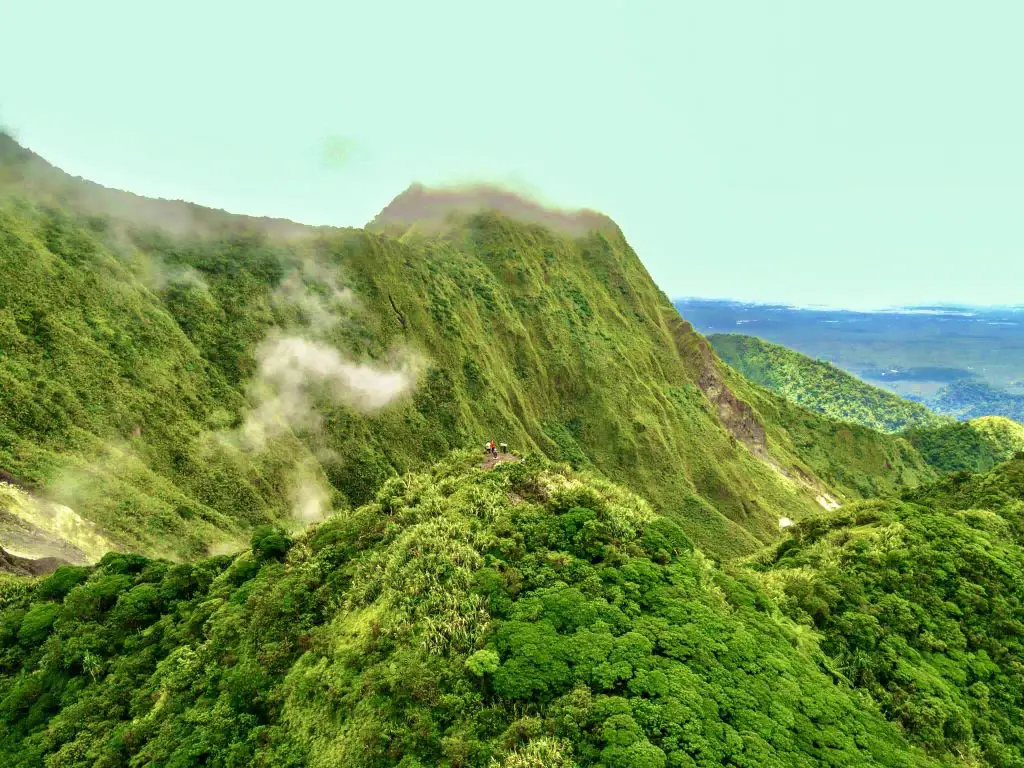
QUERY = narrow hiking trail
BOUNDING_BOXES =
[480,453,522,470]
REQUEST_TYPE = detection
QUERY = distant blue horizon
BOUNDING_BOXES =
[674,297,1024,314]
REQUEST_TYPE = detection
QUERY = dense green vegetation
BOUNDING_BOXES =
[904,417,1024,473]
[0,199,303,558]
[926,380,1024,424]
[0,455,943,767]
[6,134,1024,767]
[757,455,1024,766]
[708,334,947,433]
[0,134,932,559]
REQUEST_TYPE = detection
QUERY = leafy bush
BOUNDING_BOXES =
[251,524,292,561]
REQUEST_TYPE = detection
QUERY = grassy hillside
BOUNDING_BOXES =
[0,200,314,559]
[708,333,946,433]
[0,455,942,767]
[755,456,1024,765]
[0,135,933,560]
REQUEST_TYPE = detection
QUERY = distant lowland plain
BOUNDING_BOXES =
[675,298,1024,422]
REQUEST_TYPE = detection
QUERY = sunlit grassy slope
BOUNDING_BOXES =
[0,134,931,559]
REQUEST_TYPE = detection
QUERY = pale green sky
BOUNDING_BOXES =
[2,1,1023,308]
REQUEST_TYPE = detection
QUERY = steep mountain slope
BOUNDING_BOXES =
[755,456,1024,765]
[0,200,310,559]
[0,455,941,767]
[0,134,931,561]
[708,333,947,433]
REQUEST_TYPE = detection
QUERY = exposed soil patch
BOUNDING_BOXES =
[664,311,769,457]
[0,508,92,564]
[0,546,67,577]
[1,482,113,564]
[815,493,842,511]
[480,453,522,471]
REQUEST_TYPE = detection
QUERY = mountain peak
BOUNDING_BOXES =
[368,182,618,237]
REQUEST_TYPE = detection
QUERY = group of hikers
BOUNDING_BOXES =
[484,439,508,458]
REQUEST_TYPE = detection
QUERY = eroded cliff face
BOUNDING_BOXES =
[694,340,770,458]
[663,312,860,510]
[663,308,769,457]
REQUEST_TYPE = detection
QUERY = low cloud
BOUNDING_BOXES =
[271,257,353,333]
[322,135,358,171]
[241,333,414,451]
[228,253,420,525]
[141,259,210,293]
[288,455,332,525]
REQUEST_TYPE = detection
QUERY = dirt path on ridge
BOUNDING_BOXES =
[480,453,522,471]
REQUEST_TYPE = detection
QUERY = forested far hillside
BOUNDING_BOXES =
[0,455,943,767]
[925,380,1024,423]
[904,417,1024,473]
[677,298,1024,407]
[0,133,933,561]
[708,333,947,433]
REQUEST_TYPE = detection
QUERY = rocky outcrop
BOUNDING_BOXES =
[664,310,769,457]
[0,546,66,577]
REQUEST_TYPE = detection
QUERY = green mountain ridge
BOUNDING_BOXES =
[757,455,1024,765]
[710,332,1024,474]
[8,134,1022,766]
[707,333,948,433]
[0,134,930,562]
[0,454,949,767]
